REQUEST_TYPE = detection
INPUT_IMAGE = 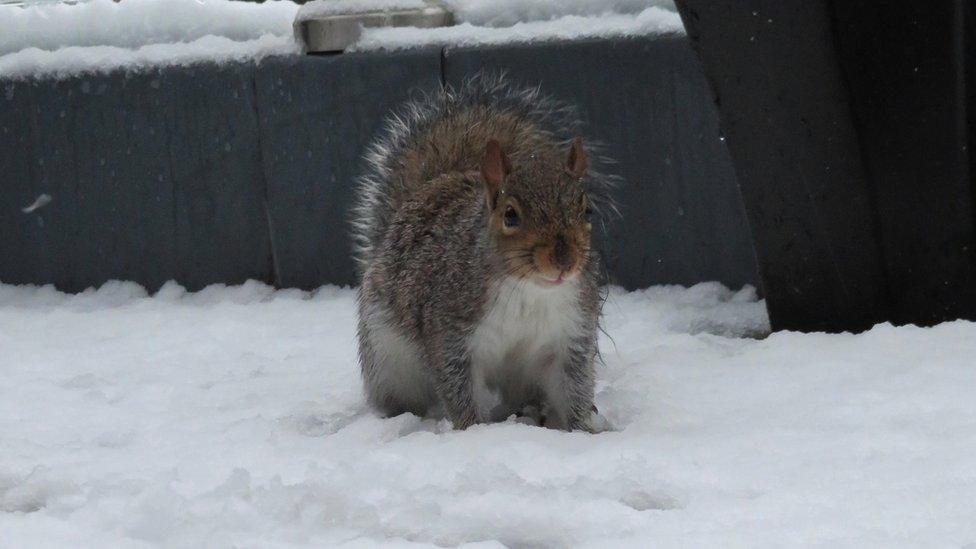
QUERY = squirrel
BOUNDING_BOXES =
[351,74,615,432]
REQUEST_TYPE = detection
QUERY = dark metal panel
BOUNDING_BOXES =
[159,64,273,290]
[443,36,761,292]
[0,82,44,285]
[676,0,890,331]
[2,64,271,293]
[23,72,179,292]
[255,50,443,289]
[833,0,976,325]
[3,37,769,301]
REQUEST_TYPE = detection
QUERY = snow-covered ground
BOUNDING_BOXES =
[2,279,975,547]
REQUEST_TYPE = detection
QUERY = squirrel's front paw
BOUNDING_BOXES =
[586,409,613,433]
[570,405,613,433]
[449,411,479,430]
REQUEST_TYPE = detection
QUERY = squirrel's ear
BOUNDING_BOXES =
[566,137,587,178]
[481,139,510,200]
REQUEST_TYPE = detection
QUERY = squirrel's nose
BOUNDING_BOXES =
[552,234,573,270]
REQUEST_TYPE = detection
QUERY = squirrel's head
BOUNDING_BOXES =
[481,138,592,288]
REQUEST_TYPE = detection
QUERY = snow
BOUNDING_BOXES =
[296,0,427,19]
[0,0,300,78]
[445,0,676,27]
[2,278,975,546]
[0,0,682,76]
[296,0,675,23]
[352,6,684,52]
[0,34,295,80]
[0,0,297,55]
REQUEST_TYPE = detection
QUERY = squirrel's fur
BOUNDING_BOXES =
[352,74,614,431]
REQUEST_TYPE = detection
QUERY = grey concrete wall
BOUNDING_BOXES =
[0,36,759,294]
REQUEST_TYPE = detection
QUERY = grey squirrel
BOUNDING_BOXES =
[352,74,615,431]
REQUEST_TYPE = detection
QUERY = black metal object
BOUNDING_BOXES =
[676,0,976,330]
[0,36,760,299]
[832,0,976,326]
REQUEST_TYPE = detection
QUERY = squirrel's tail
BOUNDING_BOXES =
[350,71,619,274]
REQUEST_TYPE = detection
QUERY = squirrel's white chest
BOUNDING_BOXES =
[468,277,582,379]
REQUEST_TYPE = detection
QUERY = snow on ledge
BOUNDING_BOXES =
[445,0,678,27]
[294,0,677,24]
[0,0,299,55]
[0,0,683,79]
[351,6,684,52]
[296,0,427,19]
[0,34,296,81]
[0,0,300,79]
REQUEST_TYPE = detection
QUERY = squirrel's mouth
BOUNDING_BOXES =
[534,271,575,287]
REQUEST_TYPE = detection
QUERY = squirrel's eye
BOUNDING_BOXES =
[584,206,594,219]
[503,206,520,228]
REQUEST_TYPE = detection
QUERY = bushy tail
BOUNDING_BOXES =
[350,72,619,275]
